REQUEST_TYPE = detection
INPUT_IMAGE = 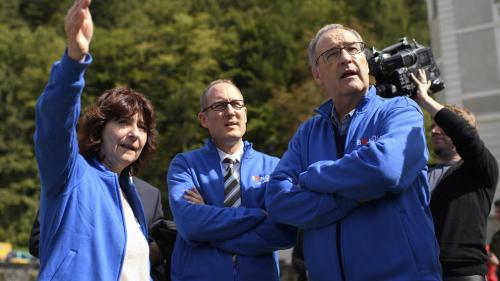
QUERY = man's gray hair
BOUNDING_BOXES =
[200,79,239,112]
[307,24,364,68]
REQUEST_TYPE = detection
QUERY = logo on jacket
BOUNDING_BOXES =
[356,135,380,145]
[252,174,270,184]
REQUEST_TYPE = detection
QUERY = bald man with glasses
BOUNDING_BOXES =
[167,79,295,281]
[265,24,442,281]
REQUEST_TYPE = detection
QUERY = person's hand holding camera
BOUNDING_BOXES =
[411,68,443,117]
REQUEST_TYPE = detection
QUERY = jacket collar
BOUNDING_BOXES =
[90,157,117,176]
[89,157,148,236]
[90,157,132,178]
[315,85,377,120]
[205,138,254,159]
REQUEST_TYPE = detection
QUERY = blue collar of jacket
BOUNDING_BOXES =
[314,85,377,120]
[204,138,255,160]
[89,157,149,237]
[90,156,124,176]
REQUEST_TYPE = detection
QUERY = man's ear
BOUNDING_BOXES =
[312,67,322,86]
[198,112,208,129]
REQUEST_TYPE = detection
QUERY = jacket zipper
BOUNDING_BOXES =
[320,107,354,281]
[232,254,238,280]
[337,223,346,281]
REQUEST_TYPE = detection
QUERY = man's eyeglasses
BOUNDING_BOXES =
[315,42,366,66]
[202,100,245,112]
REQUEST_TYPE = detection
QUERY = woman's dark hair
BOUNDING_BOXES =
[78,87,158,175]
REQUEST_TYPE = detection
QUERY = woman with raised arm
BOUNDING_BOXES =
[34,0,157,280]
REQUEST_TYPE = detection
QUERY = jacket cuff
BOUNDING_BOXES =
[58,48,93,83]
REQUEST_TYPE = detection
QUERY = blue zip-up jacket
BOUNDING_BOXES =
[266,86,442,281]
[167,139,295,281]
[34,52,149,281]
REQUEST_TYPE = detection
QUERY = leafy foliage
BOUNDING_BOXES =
[0,0,429,247]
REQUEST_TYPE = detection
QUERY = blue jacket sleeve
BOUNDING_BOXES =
[167,154,266,244]
[211,218,296,256]
[34,51,92,197]
[299,102,428,200]
[265,124,358,229]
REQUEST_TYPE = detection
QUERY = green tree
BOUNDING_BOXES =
[0,23,64,247]
[0,0,431,247]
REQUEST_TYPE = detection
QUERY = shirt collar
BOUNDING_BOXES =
[216,143,244,163]
[331,106,355,124]
[331,106,355,136]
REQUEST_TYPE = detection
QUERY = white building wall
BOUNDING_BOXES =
[433,0,463,105]
[427,0,500,239]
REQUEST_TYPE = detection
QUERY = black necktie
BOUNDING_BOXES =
[223,158,241,207]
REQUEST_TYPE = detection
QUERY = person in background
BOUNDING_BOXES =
[265,23,442,281]
[167,79,295,281]
[489,200,500,280]
[412,69,499,281]
[487,243,499,281]
[34,0,159,279]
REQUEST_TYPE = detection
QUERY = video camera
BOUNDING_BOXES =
[367,38,445,98]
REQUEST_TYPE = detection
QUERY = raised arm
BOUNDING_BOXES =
[265,125,359,229]
[34,0,93,196]
[167,154,266,244]
[434,109,499,187]
[412,69,499,188]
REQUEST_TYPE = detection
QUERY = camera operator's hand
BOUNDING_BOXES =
[411,69,431,100]
[411,69,443,118]
[65,0,93,62]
